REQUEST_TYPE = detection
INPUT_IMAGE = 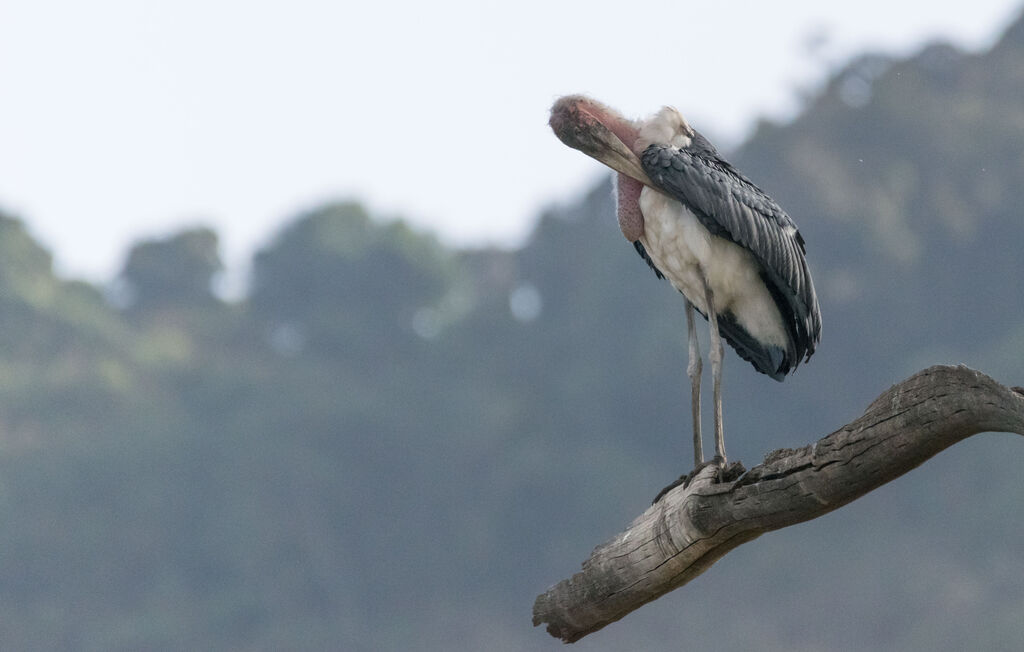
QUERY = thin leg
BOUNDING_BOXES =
[702,277,727,464]
[684,300,703,468]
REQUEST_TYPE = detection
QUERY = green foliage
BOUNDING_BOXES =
[0,212,58,304]
[249,201,454,364]
[120,227,223,312]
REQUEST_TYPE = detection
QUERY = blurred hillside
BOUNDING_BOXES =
[1,11,1024,652]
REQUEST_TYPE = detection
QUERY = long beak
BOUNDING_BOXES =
[549,95,654,187]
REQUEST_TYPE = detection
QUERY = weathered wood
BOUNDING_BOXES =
[533,365,1024,643]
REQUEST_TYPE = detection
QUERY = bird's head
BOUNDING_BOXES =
[549,95,653,186]
[550,95,695,242]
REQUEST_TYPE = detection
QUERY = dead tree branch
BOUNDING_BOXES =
[533,365,1024,643]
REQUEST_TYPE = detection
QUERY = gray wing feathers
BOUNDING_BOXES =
[642,145,822,367]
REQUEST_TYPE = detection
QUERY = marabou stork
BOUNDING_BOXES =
[549,95,821,473]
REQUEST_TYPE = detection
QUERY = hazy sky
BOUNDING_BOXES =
[1,1,1020,285]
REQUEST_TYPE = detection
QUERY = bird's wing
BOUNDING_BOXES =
[640,144,822,363]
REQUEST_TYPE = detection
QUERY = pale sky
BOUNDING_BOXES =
[0,1,1020,286]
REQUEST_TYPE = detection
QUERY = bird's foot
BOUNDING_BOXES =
[651,474,687,504]
[715,456,746,483]
[651,456,746,504]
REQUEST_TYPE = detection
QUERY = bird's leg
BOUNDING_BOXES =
[684,300,703,468]
[702,277,727,466]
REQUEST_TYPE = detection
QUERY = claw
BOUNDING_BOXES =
[651,457,747,504]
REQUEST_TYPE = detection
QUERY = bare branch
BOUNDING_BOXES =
[533,365,1024,643]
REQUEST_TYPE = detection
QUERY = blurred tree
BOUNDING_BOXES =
[0,212,57,302]
[119,227,223,313]
[249,201,453,360]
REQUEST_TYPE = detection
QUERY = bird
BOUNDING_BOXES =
[549,94,821,475]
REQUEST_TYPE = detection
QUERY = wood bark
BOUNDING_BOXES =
[533,365,1024,643]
